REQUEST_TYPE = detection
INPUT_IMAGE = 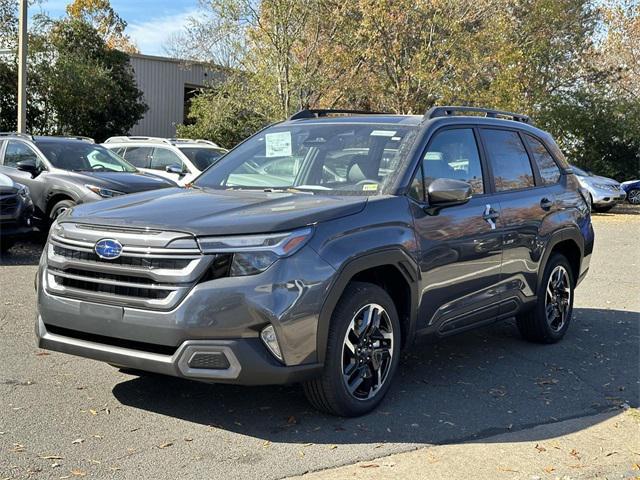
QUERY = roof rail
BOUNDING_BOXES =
[288,109,389,120]
[63,136,94,143]
[103,136,172,145]
[424,106,531,124]
[168,138,220,147]
[0,132,34,141]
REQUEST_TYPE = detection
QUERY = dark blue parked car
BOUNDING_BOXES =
[621,180,640,205]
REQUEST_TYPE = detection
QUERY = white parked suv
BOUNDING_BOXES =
[103,137,227,185]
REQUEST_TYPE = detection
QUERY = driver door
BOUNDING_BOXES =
[149,148,190,185]
[410,127,504,336]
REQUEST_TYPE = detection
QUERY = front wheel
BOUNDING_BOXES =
[49,199,76,222]
[627,188,640,205]
[517,253,574,343]
[592,204,613,213]
[303,282,401,417]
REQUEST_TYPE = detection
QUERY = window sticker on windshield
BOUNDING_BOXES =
[370,130,396,137]
[265,131,292,157]
[362,184,378,191]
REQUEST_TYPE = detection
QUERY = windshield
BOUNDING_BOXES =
[36,141,137,172]
[178,147,226,171]
[194,123,418,195]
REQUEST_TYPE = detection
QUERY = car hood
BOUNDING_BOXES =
[584,175,620,186]
[55,170,176,193]
[63,187,368,236]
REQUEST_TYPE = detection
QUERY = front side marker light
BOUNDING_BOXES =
[261,325,283,362]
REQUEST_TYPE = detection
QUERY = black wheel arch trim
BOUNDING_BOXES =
[315,248,420,364]
[537,226,584,292]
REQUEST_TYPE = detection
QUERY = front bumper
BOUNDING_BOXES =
[590,186,626,206]
[36,315,322,385]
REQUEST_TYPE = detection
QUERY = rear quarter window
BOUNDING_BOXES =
[525,134,561,185]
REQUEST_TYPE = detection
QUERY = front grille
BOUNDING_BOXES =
[0,195,18,215]
[188,352,231,370]
[46,226,213,310]
[52,245,192,270]
[54,274,172,300]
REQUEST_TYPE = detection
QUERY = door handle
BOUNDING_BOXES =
[540,197,554,211]
[483,204,499,229]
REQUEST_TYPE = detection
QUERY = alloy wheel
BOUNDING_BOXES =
[341,303,394,400]
[545,265,571,332]
[628,189,640,205]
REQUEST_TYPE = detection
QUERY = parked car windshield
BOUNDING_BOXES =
[178,147,226,171]
[194,123,418,195]
[36,141,137,173]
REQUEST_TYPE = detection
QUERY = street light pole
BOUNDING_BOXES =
[17,0,28,133]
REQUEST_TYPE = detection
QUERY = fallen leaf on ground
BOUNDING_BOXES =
[89,410,97,416]
[329,445,337,450]
[70,469,86,477]
[71,439,84,445]
[40,455,64,460]
[535,444,547,453]
[498,467,519,473]
[157,442,173,449]
[359,464,379,469]
[543,466,555,473]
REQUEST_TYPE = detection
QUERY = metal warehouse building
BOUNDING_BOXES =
[128,53,224,138]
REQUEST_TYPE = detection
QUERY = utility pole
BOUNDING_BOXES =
[17,0,28,133]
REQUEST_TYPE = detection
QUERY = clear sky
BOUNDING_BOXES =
[30,0,199,56]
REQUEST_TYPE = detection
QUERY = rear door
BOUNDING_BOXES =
[410,127,504,336]
[478,128,559,314]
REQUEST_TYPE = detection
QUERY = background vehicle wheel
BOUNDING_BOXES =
[517,253,574,344]
[627,188,640,205]
[592,204,613,213]
[49,199,76,222]
[303,282,401,417]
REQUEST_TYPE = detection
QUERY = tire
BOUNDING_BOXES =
[49,199,76,222]
[627,188,640,205]
[303,282,401,417]
[517,253,574,344]
[592,204,613,213]
[0,238,15,253]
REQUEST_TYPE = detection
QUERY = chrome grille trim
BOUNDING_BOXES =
[45,224,211,310]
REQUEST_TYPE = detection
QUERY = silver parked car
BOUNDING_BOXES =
[571,165,626,212]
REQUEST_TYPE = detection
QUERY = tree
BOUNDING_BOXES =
[0,16,147,140]
[65,0,138,53]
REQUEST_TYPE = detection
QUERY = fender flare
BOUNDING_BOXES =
[536,226,584,291]
[315,248,419,363]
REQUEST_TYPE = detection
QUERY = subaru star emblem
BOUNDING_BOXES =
[94,238,123,259]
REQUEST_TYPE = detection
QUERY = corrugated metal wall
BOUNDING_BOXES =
[128,54,223,137]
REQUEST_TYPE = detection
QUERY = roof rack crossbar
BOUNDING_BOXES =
[0,132,34,140]
[425,106,530,124]
[288,109,389,120]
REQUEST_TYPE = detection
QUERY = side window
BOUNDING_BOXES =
[481,129,534,192]
[421,129,484,195]
[112,147,126,156]
[151,148,186,172]
[123,146,152,168]
[525,134,561,185]
[3,141,39,168]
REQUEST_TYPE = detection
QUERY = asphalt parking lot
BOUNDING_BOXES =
[1,205,639,480]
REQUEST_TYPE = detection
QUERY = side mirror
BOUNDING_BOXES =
[16,159,40,177]
[427,178,472,206]
[166,164,184,175]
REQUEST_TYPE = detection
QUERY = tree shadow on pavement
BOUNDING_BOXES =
[112,308,639,446]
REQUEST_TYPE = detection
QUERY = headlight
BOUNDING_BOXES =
[15,183,29,197]
[85,184,125,198]
[593,183,612,190]
[199,227,313,276]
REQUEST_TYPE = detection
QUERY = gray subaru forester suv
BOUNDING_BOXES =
[36,107,594,417]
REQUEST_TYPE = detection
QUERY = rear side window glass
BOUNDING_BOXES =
[123,146,152,168]
[3,141,39,168]
[481,129,534,191]
[421,128,484,194]
[525,134,561,185]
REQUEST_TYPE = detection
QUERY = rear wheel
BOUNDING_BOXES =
[303,282,401,417]
[517,253,574,343]
[627,188,640,205]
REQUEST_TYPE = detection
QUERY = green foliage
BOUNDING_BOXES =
[0,16,147,141]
